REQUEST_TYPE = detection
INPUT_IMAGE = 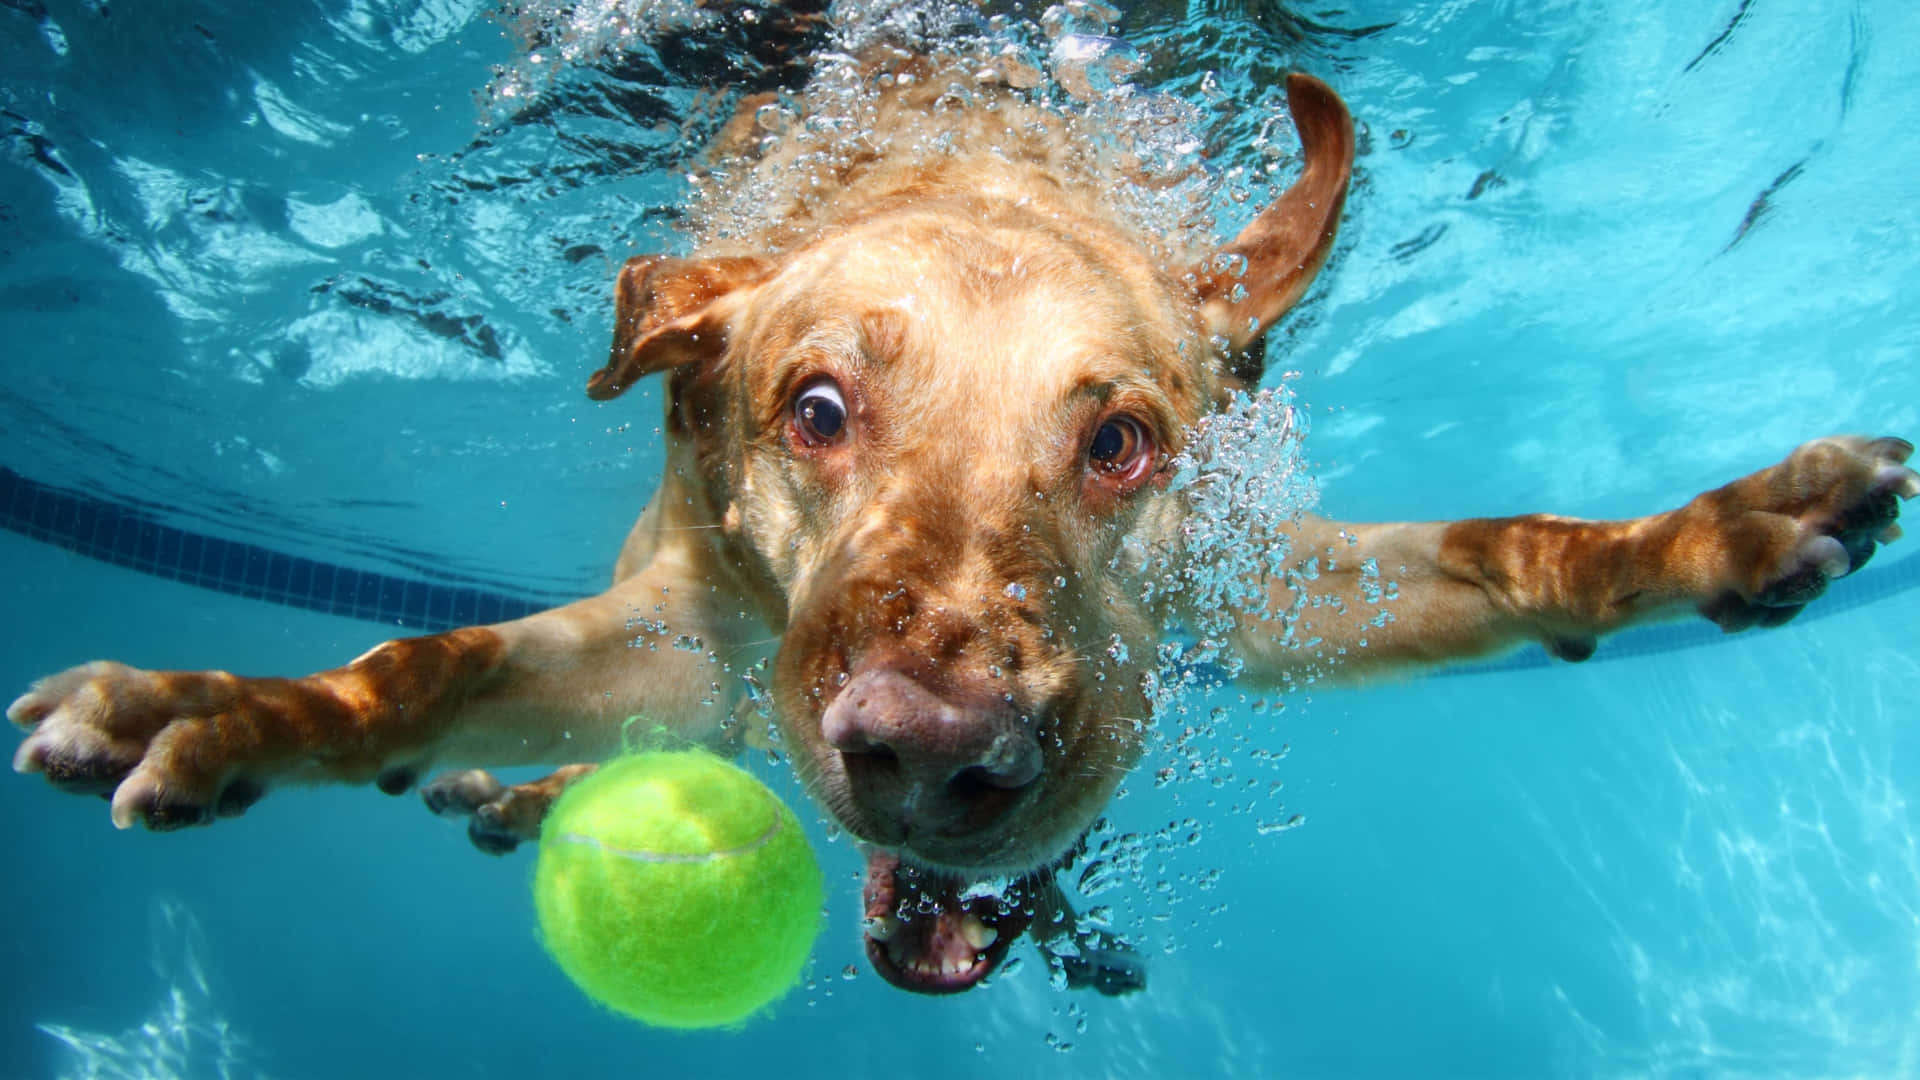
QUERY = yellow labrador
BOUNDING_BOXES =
[11,57,1915,995]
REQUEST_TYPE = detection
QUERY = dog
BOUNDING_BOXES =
[9,36,1917,998]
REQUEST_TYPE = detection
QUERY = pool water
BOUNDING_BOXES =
[5,1,1919,1077]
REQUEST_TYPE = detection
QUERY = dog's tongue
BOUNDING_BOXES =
[861,851,1031,993]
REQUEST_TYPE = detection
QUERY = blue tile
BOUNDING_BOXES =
[454,588,481,624]
[242,548,269,589]
[131,521,161,569]
[0,467,20,523]
[30,489,58,531]
[207,547,232,588]
[331,568,362,612]
[229,547,252,588]
[288,557,314,598]
[155,527,182,575]
[376,576,405,621]
[74,507,108,559]
[67,500,102,553]
[179,533,207,581]
[309,562,337,606]
[401,581,429,627]
[428,587,454,628]
[262,552,292,598]
[202,536,229,583]
[50,493,77,536]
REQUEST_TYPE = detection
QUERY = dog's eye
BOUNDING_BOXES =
[1087,415,1154,486]
[793,378,848,445]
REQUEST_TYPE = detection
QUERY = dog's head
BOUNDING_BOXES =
[589,74,1353,992]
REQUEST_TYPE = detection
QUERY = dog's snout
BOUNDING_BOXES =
[823,669,1042,830]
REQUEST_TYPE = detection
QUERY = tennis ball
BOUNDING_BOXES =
[533,750,824,1029]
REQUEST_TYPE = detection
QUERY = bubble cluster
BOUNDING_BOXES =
[486,0,1303,264]
[486,0,721,110]
[1147,385,1318,684]
[1032,384,1319,961]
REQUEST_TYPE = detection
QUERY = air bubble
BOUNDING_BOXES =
[1049,34,1143,103]
[1257,814,1307,836]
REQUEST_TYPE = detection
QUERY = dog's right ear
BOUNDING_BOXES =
[586,255,771,401]
[1194,74,1354,390]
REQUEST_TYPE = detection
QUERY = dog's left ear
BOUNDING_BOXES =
[1196,73,1354,386]
[586,254,771,401]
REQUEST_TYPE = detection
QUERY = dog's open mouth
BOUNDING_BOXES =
[860,850,1035,993]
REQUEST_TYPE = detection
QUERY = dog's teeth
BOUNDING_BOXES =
[863,914,901,943]
[960,914,997,951]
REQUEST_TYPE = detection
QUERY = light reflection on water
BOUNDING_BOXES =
[38,899,267,1080]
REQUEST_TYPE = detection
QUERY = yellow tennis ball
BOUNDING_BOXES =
[533,750,824,1029]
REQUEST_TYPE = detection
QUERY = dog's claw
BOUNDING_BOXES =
[12,735,44,774]
[420,769,506,819]
[1864,435,1914,464]
[110,767,193,831]
[9,693,51,734]
[469,808,524,855]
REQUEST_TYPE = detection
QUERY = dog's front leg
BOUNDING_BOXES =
[10,548,753,830]
[1221,436,1916,684]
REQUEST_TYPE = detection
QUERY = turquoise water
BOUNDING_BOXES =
[5,1,1920,1077]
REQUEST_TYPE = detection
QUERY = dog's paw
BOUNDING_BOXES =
[421,764,596,855]
[9,662,281,829]
[1694,435,1916,631]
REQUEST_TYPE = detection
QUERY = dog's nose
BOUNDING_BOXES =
[822,668,1042,831]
